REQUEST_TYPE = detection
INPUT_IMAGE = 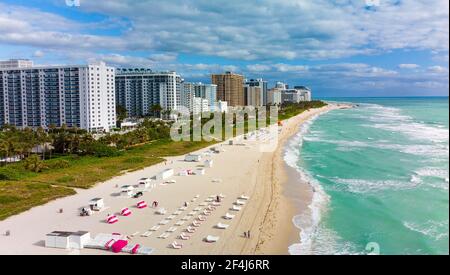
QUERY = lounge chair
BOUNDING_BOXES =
[173,211,182,215]
[239,195,250,200]
[167,227,177,233]
[199,202,208,206]
[192,221,201,227]
[203,210,211,216]
[179,233,190,240]
[150,225,160,231]
[166,215,176,220]
[205,235,220,243]
[156,208,167,215]
[215,223,230,229]
[197,215,207,221]
[186,227,196,233]
[158,233,170,239]
[171,241,183,249]
[231,205,242,211]
[141,231,152,237]
[187,211,196,216]
[193,207,202,211]
[179,206,188,211]
[159,220,169,225]
[194,195,200,198]
[181,215,191,221]
[224,213,235,220]
[235,200,246,206]
[175,221,185,226]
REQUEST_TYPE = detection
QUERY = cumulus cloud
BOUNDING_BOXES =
[1,1,449,61]
[399,64,420,69]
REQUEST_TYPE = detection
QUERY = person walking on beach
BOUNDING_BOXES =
[243,232,247,238]
[247,230,251,239]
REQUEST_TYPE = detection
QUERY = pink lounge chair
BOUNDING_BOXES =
[106,215,119,224]
[137,201,147,209]
[192,221,201,227]
[121,208,132,216]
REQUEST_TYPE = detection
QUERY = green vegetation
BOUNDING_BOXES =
[0,101,326,220]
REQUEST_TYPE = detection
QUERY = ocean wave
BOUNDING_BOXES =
[289,221,362,255]
[333,178,421,194]
[403,220,449,241]
[361,104,449,143]
[284,113,333,255]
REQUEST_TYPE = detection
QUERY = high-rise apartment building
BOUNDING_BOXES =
[115,69,182,117]
[245,78,268,105]
[244,86,263,106]
[193,82,217,112]
[211,72,245,107]
[0,61,116,132]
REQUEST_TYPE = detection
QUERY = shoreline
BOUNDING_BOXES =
[0,103,350,255]
[255,103,352,255]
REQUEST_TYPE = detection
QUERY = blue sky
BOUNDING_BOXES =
[0,0,448,97]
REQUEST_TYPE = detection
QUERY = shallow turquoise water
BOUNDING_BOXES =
[287,97,449,255]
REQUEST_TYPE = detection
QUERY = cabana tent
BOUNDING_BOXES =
[121,185,134,197]
[89,198,104,211]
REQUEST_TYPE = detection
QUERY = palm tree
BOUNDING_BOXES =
[23,154,47,173]
[150,104,163,118]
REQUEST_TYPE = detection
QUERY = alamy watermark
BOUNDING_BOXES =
[170,106,280,153]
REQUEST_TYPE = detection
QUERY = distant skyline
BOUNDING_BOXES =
[0,0,448,97]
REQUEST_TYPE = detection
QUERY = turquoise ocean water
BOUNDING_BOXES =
[285,97,449,255]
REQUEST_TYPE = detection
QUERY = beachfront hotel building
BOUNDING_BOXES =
[194,82,217,112]
[245,78,268,105]
[211,72,245,107]
[0,60,116,132]
[181,82,195,113]
[281,86,312,103]
[244,85,263,107]
[115,69,182,117]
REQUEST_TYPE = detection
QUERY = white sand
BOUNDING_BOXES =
[0,104,348,255]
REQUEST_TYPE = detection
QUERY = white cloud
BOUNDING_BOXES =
[428,65,449,73]
[398,64,420,69]
[32,50,45,58]
[1,1,448,61]
[246,64,272,72]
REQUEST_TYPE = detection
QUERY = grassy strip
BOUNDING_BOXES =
[0,181,76,221]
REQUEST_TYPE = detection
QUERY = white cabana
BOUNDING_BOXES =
[185,154,202,162]
[195,168,206,175]
[121,185,134,197]
[153,168,174,181]
[204,160,213,168]
[138,178,152,191]
[89,198,104,211]
[45,231,90,249]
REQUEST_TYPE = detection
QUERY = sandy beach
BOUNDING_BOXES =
[0,103,348,255]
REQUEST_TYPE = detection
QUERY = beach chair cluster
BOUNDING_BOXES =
[105,200,149,224]
[140,195,200,244]
[84,233,154,255]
